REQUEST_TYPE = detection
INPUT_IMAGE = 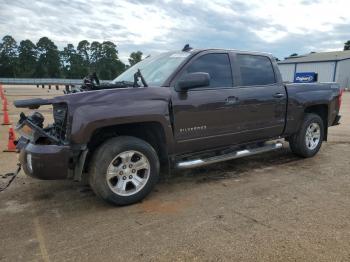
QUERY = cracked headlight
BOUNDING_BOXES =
[16,112,44,142]
[17,123,35,141]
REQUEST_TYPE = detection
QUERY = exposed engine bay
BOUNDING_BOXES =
[66,71,147,94]
[15,103,68,147]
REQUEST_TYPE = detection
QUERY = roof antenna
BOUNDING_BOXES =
[182,44,192,52]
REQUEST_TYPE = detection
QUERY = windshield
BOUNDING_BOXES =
[112,51,191,86]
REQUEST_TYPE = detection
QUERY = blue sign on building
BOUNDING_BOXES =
[294,72,318,83]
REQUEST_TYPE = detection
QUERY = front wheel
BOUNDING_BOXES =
[89,136,160,206]
[289,113,324,158]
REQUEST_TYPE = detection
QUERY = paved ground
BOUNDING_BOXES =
[0,85,349,262]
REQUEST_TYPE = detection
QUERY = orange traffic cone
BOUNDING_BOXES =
[2,97,8,111]
[3,127,16,152]
[0,84,4,99]
[2,110,11,125]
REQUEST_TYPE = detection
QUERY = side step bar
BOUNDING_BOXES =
[176,142,283,169]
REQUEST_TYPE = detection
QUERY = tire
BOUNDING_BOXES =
[289,113,324,158]
[89,136,160,206]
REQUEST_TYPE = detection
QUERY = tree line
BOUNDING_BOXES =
[0,35,143,79]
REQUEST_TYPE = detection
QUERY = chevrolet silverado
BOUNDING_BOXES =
[14,47,342,205]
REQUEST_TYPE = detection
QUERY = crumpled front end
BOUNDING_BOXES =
[14,100,74,180]
[19,143,71,180]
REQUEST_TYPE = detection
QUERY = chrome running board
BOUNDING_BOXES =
[176,142,283,169]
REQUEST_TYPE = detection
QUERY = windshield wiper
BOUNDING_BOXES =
[91,81,134,90]
[133,69,148,87]
[112,81,134,87]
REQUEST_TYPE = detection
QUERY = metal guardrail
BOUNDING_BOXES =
[0,78,111,85]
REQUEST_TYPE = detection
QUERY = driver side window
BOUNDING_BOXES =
[185,53,233,88]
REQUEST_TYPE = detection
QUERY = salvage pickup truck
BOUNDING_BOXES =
[14,47,342,205]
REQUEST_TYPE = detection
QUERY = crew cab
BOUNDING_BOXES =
[14,47,342,205]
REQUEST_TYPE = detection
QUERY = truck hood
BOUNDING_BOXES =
[14,86,173,145]
[14,87,171,109]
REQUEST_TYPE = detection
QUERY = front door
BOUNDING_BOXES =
[171,52,240,154]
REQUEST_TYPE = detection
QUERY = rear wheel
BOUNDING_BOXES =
[289,113,324,158]
[89,136,160,206]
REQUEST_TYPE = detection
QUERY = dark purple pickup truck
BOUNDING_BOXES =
[14,47,342,205]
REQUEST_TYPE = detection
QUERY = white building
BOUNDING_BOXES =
[278,50,350,89]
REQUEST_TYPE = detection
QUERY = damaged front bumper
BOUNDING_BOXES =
[15,111,86,180]
[18,139,71,180]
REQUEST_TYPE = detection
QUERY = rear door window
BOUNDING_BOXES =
[237,54,276,86]
[185,53,233,88]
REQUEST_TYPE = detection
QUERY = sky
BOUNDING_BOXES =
[0,0,349,63]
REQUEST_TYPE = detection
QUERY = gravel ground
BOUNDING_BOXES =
[0,85,349,262]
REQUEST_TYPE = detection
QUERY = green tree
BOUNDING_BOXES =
[77,40,90,76]
[128,51,143,66]
[61,43,75,77]
[17,39,37,77]
[344,40,350,51]
[90,41,125,79]
[90,41,102,73]
[60,43,88,78]
[77,40,90,61]
[101,41,126,79]
[0,35,18,77]
[35,37,60,77]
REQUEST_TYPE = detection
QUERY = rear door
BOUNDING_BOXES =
[232,53,287,140]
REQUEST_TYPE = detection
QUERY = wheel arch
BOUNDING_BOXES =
[83,121,170,175]
[304,104,328,141]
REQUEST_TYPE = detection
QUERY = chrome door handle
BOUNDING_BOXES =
[273,93,284,98]
[225,96,239,105]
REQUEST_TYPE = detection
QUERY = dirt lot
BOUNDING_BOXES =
[0,85,349,262]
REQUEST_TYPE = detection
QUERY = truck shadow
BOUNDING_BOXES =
[24,147,303,211]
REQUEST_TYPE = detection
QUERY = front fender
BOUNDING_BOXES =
[69,98,174,152]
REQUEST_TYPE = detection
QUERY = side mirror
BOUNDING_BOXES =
[175,72,210,92]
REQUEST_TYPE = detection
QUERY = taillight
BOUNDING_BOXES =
[339,89,344,109]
